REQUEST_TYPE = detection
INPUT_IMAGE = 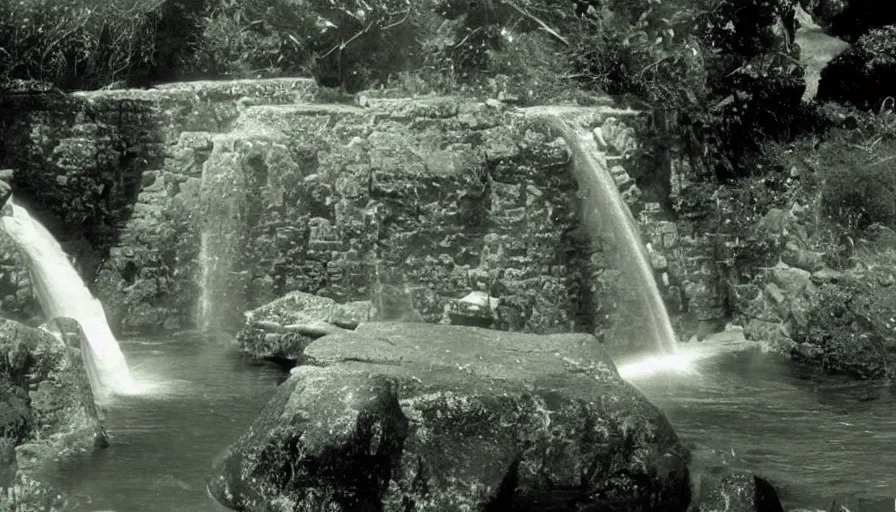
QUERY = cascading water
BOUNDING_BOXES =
[197,231,213,331]
[549,116,682,362]
[197,147,251,333]
[0,197,135,400]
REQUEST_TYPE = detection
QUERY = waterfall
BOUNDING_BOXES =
[197,150,249,333]
[0,198,134,400]
[551,117,679,355]
[197,231,213,331]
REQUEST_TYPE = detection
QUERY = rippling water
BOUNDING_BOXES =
[629,343,896,510]
[45,332,286,512]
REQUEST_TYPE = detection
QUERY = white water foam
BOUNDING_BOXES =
[616,331,756,381]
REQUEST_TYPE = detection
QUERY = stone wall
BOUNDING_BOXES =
[637,154,731,339]
[0,79,320,332]
[195,99,629,333]
[0,78,728,341]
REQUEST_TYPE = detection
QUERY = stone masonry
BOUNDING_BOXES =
[0,78,727,340]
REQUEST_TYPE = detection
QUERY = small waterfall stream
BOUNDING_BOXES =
[549,116,680,358]
[0,197,135,400]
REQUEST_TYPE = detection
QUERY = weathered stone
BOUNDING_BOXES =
[781,240,824,272]
[0,79,722,354]
[209,323,691,512]
[236,292,378,361]
[328,300,375,329]
[0,317,106,487]
[443,291,500,328]
[811,267,845,284]
[690,470,785,512]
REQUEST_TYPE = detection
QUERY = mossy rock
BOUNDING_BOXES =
[209,322,691,512]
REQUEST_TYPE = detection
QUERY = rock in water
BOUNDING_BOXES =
[691,470,785,512]
[0,318,106,487]
[829,493,896,512]
[236,291,374,362]
[209,322,691,511]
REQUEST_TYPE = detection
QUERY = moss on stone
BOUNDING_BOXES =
[210,323,691,512]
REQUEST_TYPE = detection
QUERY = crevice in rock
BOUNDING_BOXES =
[484,457,521,512]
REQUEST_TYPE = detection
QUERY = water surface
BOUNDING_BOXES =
[47,332,285,512]
[631,345,896,510]
[44,332,896,511]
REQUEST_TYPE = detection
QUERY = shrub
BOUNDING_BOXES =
[188,0,438,90]
[554,0,813,181]
[820,148,896,232]
[791,243,896,380]
[0,476,66,512]
[804,108,896,231]
[817,25,896,112]
[808,0,896,43]
[0,0,206,90]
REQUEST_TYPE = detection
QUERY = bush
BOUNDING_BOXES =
[820,153,896,232]
[0,0,206,90]
[0,476,66,512]
[556,0,813,181]
[806,109,896,231]
[791,247,896,380]
[807,0,896,43]
[817,25,896,112]
[188,0,439,91]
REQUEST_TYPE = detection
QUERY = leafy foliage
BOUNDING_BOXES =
[0,476,66,512]
[188,0,439,91]
[808,0,896,43]
[0,0,206,90]
[817,25,896,112]
[813,110,896,232]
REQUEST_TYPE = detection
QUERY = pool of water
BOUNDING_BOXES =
[45,332,286,512]
[40,331,896,511]
[628,343,896,510]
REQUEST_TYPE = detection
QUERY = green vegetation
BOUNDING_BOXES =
[818,25,896,111]
[0,0,198,89]
[0,0,816,181]
[789,232,896,379]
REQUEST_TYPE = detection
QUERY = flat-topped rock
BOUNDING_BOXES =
[209,322,691,512]
[74,77,319,104]
[236,291,375,361]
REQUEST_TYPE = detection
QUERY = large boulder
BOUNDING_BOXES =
[817,25,896,111]
[0,317,107,489]
[209,322,691,512]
